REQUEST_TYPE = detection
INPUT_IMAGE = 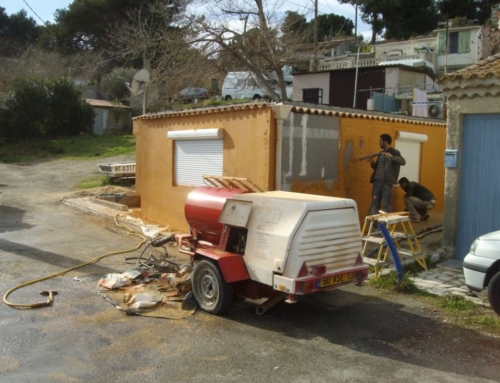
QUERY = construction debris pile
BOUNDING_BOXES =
[97,263,197,320]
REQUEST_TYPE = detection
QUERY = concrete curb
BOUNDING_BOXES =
[62,197,173,238]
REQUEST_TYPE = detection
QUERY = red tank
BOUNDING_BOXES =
[185,187,247,244]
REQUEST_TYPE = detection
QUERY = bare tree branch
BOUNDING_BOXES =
[107,0,312,102]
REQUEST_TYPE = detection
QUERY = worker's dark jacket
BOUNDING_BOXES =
[370,147,405,185]
[405,182,435,201]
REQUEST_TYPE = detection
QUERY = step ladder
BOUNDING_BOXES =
[361,211,428,279]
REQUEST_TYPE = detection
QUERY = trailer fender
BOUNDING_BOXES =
[194,248,249,283]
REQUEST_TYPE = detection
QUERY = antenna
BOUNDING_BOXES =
[127,69,150,114]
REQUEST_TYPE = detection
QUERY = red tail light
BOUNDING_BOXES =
[298,263,308,277]
[312,265,326,275]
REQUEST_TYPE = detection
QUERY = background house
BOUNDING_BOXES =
[374,37,436,61]
[320,24,493,77]
[84,99,132,135]
[438,53,500,260]
[290,36,358,72]
[132,102,446,231]
[373,25,483,75]
[292,64,441,117]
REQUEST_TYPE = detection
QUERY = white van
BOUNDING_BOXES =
[222,72,269,101]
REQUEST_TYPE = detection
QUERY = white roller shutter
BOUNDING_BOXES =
[175,140,223,186]
[395,131,427,182]
[395,140,420,182]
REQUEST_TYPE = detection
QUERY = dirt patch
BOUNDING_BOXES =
[64,185,136,199]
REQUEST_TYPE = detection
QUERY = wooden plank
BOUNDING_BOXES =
[202,175,263,192]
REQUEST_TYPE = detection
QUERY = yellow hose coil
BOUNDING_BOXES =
[3,214,147,309]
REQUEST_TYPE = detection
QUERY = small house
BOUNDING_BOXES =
[84,99,132,135]
[438,53,500,259]
[132,102,446,232]
[292,64,442,117]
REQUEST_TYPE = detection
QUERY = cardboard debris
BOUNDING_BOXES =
[97,264,196,319]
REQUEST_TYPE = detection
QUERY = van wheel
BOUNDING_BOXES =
[488,272,500,316]
[225,95,232,101]
[193,260,233,314]
[253,94,261,100]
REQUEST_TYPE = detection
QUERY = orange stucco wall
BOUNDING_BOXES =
[133,105,446,231]
[133,108,275,231]
[338,118,446,221]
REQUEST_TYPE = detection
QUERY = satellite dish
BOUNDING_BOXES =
[126,69,151,114]
[129,69,150,96]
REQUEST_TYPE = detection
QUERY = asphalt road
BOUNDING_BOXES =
[0,157,499,383]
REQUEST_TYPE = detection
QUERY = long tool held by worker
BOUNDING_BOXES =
[358,152,382,161]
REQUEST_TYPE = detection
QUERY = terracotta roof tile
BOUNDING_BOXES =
[84,99,131,109]
[438,53,500,82]
[134,101,446,127]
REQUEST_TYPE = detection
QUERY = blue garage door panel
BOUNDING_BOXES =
[456,114,500,259]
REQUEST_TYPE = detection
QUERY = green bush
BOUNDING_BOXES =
[1,77,50,139]
[46,78,94,137]
[0,76,95,139]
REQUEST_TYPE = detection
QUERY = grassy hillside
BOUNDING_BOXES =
[0,135,136,163]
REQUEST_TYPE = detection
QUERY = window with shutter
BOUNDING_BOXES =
[167,129,224,187]
[175,140,223,186]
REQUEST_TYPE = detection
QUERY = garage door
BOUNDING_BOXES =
[456,114,500,259]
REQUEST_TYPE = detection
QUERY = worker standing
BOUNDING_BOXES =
[398,177,436,222]
[365,134,406,216]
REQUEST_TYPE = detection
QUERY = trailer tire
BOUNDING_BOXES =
[488,272,500,316]
[193,259,233,315]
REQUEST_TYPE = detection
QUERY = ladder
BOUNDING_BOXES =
[361,211,428,279]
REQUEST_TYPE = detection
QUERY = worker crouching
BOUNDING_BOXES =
[398,177,436,222]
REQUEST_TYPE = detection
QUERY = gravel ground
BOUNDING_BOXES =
[1,154,135,202]
[1,154,500,383]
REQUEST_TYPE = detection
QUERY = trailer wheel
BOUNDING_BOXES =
[225,95,232,101]
[488,272,500,316]
[193,260,233,314]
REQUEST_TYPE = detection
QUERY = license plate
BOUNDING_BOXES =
[318,272,355,288]
[114,165,135,172]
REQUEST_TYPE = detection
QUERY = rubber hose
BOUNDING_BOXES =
[3,214,147,309]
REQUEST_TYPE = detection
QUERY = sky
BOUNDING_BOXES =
[2,0,373,40]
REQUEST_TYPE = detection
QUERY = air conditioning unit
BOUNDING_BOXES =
[428,103,445,119]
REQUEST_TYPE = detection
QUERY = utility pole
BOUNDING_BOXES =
[353,46,360,109]
[437,17,449,75]
[445,17,449,74]
[354,0,358,43]
[313,0,318,71]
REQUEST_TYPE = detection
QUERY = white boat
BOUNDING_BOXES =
[97,161,136,180]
